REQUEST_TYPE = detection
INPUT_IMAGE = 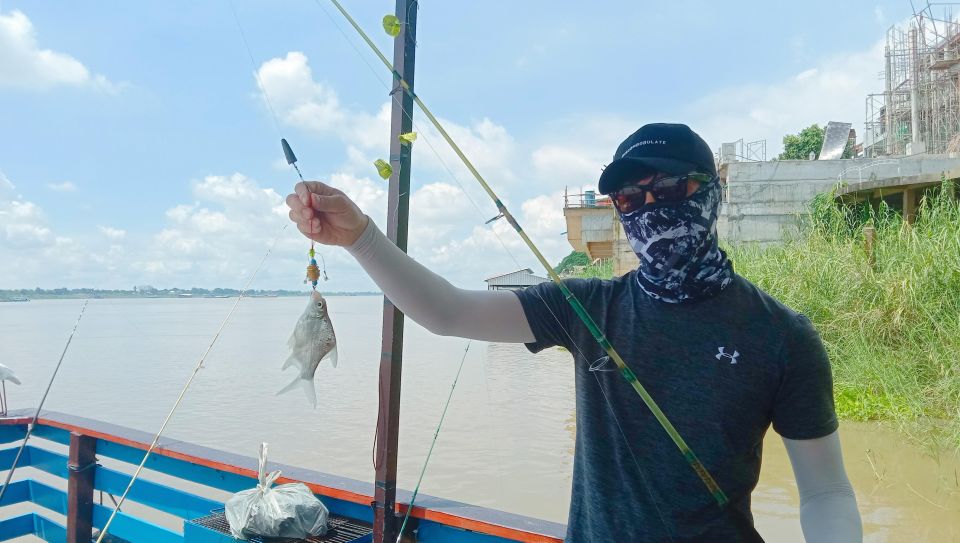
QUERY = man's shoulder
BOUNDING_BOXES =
[557,271,636,304]
[724,273,807,330]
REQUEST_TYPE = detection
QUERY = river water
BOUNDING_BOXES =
[0,297,957,541]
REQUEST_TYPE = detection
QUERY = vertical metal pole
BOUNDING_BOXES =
[909,23,920,146]
[66,433,96,543]
[885,28,895,156]
[374,1,417,542]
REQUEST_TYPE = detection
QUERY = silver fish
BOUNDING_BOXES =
[278,290,338,407]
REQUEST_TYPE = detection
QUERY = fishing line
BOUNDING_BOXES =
[94,225,287,543]
[229,2,328,285]
[312,0,510,497]
[394,339,471,543]
[267,3,749,539]
[308,2,682,535]
[227,0,284,140]
[0,300,88,504]
[318,0,729,510]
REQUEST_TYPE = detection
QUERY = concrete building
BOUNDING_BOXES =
[719,156,960,244]
[562,190,638,277]
[485,269,549,291]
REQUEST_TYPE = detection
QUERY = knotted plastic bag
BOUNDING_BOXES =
[225,443,329,539]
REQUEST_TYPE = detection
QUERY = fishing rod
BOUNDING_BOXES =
[94,227,285,543]
[320,0,728,508]
[0,299,88,503]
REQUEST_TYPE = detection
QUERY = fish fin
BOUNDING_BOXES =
[327,346,338,368]
[282,354,300,370]
[277,376,317,408]
[7,376,19,385]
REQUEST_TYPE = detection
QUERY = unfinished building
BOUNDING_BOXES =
[865,8,960,156]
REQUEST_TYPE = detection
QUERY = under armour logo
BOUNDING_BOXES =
[716,347,739,364]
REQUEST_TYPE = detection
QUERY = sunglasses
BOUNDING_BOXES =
[611,172,715,213]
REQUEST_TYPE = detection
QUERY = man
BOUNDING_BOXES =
[285,123,863,542]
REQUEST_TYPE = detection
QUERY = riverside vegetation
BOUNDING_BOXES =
[559,179,960,448]
[730,179,960,449]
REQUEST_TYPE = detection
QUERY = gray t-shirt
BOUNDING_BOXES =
[514,271,838,542]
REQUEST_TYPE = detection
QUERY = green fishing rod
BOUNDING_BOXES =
[323,0,728,508]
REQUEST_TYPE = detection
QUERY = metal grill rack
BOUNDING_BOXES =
[187,511,373,543]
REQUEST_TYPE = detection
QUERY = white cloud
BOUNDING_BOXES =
[97,225,126,239]
[410,182,472,222]
[46,181,77,192]
[1,188,53,249]
[257,51,345,133]
[0,173,134,288]
[255,52,518,188]
[0,9,117,92]
[249,51,589,288]
[137,174,293,283]
[686,40,884,157]
[531,145,603,188]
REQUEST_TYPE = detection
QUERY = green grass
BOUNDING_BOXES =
[573,259,613,279]
[561,251,613,279]
[727,179,960,448]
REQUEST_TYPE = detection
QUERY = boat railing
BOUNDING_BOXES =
[0,410,565,543]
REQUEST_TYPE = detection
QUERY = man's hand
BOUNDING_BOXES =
[285,181,369,246]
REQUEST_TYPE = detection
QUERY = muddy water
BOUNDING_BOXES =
[755,422,960,541]
[1,297,958,540]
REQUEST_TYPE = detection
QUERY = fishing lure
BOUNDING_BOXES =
[282,138,328,287]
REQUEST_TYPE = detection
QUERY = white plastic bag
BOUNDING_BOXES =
[225,443,329,540]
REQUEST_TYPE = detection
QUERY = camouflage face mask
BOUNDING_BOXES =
[618,179,733,303]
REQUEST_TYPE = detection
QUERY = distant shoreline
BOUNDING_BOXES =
[0,289,381,301]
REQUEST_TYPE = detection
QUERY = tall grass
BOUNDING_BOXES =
[574,259,613,279]
[728,179,960,448]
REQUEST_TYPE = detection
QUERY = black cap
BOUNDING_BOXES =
[598,123,717,195]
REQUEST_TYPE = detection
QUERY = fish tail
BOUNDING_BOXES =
[277,377,318,408]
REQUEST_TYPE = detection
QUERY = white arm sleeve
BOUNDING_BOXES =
[782,430,863,542]
[346,218,536,343]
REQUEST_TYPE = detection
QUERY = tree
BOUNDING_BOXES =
[555,251,590,274]
[778,124,825,160]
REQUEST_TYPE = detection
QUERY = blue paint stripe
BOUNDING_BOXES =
[27,446,69,479]
[0,513,37,540]
[417,520,516,543]
[96,440,255,494]
[32,514,66,543]
[0,479,67,515]
[0,480,31,507]
[0,426,26,446]
[94,441,365,520]
[0,512,66,542]
[27,480,68,516]
[92,503,183,543]
[95,464,222,520]
[30,425,70,446]
[0,445,29,472]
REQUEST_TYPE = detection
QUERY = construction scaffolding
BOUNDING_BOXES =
[864,5,960,157]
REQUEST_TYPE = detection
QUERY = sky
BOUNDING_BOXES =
[0,1,911,291]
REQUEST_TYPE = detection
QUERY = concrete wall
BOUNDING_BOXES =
[720,155,960,244]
